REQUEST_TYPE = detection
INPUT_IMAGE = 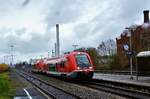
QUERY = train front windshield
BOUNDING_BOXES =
[76,54,91,67]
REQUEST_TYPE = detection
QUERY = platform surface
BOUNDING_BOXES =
[94,73,150,87]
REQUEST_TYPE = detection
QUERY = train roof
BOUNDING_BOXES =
[137,51,150,57]
[45,57,67,64]
[44,51,88,64]
[67,51,88,55]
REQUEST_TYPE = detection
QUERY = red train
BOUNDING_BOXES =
[32,51,94,79]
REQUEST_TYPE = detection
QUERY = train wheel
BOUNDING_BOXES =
[61,74,67,80]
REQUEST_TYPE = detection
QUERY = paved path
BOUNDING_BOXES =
[94,73,150,86]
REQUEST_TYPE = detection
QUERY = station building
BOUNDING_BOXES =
[116,10,150,69]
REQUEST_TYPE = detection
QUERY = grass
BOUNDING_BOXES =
[0,72,12,99]
[0,70,28,99]
[0,70,24,99]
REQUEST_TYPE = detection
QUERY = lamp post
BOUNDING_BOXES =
[125,27,134,80]
[129,34,133,79]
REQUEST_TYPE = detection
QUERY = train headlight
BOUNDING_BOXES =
[89,67,93,69]
[77,67,80,69]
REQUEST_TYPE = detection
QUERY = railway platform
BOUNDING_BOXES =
[94,73,150,87]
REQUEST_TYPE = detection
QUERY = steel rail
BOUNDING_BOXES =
[16,70,82,99]
[78,79,150,99]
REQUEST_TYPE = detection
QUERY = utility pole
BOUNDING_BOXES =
[40,55,43,59]
[52,50,54,57]
[56,24,60,56]
[4,56,6,64]
[4,55,9,65]
[72,44,78,50]
[48,51,50,58]
[55,43,57,56]
[10,45,14,68]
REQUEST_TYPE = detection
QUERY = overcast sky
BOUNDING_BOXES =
[0,0,150,63]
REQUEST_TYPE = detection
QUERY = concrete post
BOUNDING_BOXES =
[56,24,60,56]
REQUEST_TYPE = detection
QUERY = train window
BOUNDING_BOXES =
[75,54,91,67]
[48,64,56,71]
[48,64,55,67]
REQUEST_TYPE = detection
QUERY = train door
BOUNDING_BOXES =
[56,62,63,72]
[56,61,67,72]
[60,61,66,72]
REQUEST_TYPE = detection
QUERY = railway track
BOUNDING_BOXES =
[18,69,150,99]
[76,79,150,99]
[16,70,82,99]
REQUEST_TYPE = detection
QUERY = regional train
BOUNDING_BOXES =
[32,51,94,79]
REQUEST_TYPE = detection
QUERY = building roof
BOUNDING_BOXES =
[137,51,150,57]
[142,22,150,29]
[122,29,131,37]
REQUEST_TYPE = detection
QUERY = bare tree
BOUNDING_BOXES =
[98,39,116,56]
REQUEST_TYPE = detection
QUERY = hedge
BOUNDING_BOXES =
[0,64,8,72]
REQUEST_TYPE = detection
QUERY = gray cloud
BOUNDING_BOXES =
[10,33,50,54]
[44,0,150,52]
[22,0,30,7]
[0,27,51,55]
[1,0,150,62]
[45,0,87,28]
